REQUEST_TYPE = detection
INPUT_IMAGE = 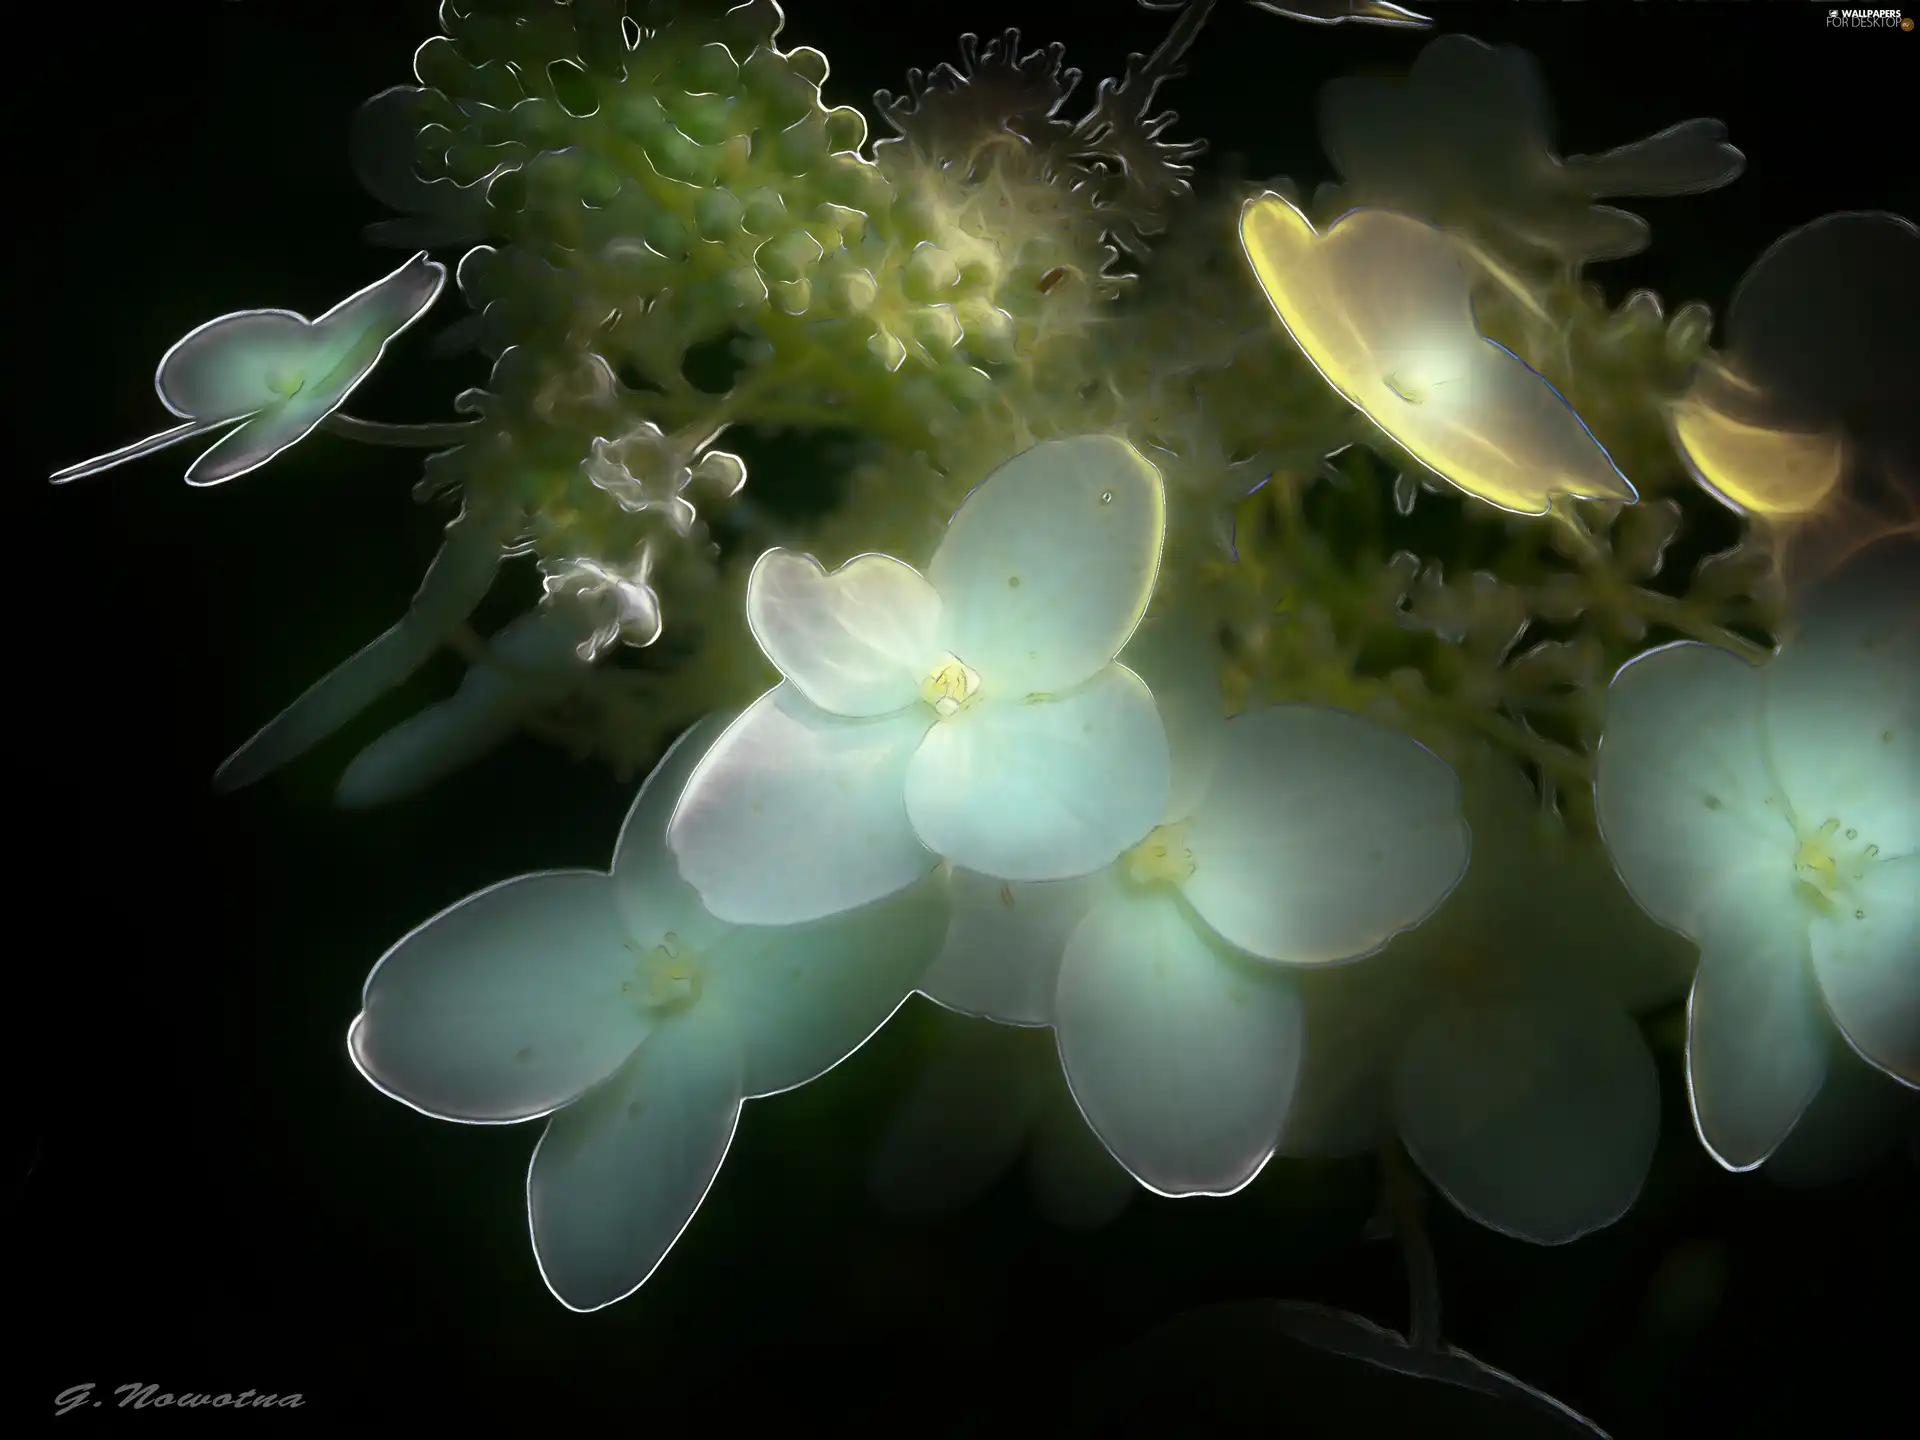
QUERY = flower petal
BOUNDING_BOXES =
[668,683,937,925]
[1392,993,1659,1243]
[1182,705,1468,965]
[1595,640,1792,939]
[1055,888,1305,1196]
[866,1007,1048,1222]
[527,1006,743,1311]
[1808,854,1919,1087]
[1686,911,1828,1170]
[155,309,316,420]
[350,871,645,1123]
[183,399,333,487]
[919,868,1104,1025]
[746,549,944,717]
[215,503,509,791]
[1026,1077,1138,1231]
[905,666,1169,882]
[1239,195,1633,514]
[1119,609,1228,824]
[611,716,738,954]
[706,868,950,1098]
[929,435,1165,696]
[1762,538,1920,859]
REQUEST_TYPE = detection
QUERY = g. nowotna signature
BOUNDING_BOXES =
[56,1382,304,1416]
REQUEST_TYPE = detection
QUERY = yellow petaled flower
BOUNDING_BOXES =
[1239,192,1635,515]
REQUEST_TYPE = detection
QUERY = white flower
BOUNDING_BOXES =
[1596,538,1918,1171]
[1278,753,1695,1243]
[1239,192,1634,516]
[52,252,446,487]
[920,614,1469,1196]
[349,718,950,1311]
[667,434,1173,925]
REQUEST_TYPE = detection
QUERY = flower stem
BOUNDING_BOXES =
[322,413,481,447]
[1380,1140,1443,1355]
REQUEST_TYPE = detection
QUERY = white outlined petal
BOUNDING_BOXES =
[746,549,943,717]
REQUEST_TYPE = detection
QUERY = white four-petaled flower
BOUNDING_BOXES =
[349,718,950,1311]
[52,252,446,488]
[1596,538,1918,1170]
[918,614,1470,1196]
[667,434,1174,925]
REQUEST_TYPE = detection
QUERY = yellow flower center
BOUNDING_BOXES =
[1791,815,1880,921]
[919,653,981,718]
[623,931,703,1013]
[1124,823,1197,888]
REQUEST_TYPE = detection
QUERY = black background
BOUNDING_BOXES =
[21,1,1916,1433]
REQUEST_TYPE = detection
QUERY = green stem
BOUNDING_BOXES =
[1380,1140,1442,1355]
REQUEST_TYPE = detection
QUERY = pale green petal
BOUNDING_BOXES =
[668,684,937,925]
[1686,909,1828,1169]
[1182,705,1468,965]
[919,868,1103,1025]
[611,717,736,956]
[929,435,1165,697]
[1392,993,1659,1243]
[1596,640,1793,939]
[905,666,1169,881]
[350,871,645,1123]
[1808,854,1919,1087]
[1767,1034,1918,1188]
[706,868,951,1098]
[527,1006,742,1311]
[1026,1076,1138,1230]
[746,549,943,717]
[156,310,315,419]
[184,400,333,487]
[1119,609,1228,824]
[1055,888,1305,1196]
[1763,539,1920,858]
[866,1007,1047,1222]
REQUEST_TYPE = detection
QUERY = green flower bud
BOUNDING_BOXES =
[646,127,719,187]
[904,243,961,302]
[831,268,880,314]
[671,93,740,148]
[771,277,813,316]
[824,105,868,155]
[739,185,788,236]
[693,187,746,242]
[757,228,825,283]
[772,113,829,176]
[646,210,691,262]
[868,329,908,372]
[676,41,741,97]
[913,304,963,353]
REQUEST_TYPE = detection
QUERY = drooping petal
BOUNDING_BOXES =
[866,1006,1048,1223]
[1025,1076,1138,1230]
[1762,539,1920,858]
[1120,609,1228,824]
[919,868,1104,1025]
[928,435,1166,697]
[1808,854,1919,1087]
[705,869,951,1098]
[1182,705,1468,965]
[668,683,937,925]
[1055,887,1305,1196]
[746,549,944,717]
[215,502,511,791]
[182,400,333,488]
[349,871,646,1123]
[1239,195,1634,514]
[906,666,1169,882]
[1686,912,1829,1170]
[527,1006,743,1312]
[1595,640,1793,939]
[1392,992,1659,1243]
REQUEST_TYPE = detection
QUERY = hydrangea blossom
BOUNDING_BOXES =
[919,614,1470,1195]
[349,718,950,1310]
[1239,193,1634,515]
[51,252,446,488]
[667,434,1173,925]
[1278,753,1695,1243]
[1596,538,1918,1171]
